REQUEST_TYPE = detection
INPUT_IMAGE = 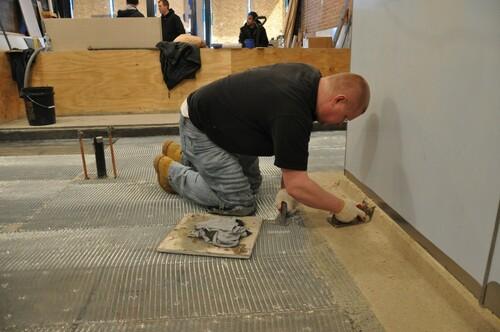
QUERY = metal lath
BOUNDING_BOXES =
[0,133,383,331]
[0,155,83,181]
[0,180,69,225]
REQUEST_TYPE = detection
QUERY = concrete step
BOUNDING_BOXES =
[0,114,345,141]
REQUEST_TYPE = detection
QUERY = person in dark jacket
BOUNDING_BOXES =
[158,0,185,42]
[117,0,144,17]
[239,11,269,48]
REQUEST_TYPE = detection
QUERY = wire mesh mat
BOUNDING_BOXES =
[0,133,383,331]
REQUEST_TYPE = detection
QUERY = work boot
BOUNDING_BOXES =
[153,154,176,194]
[162,140,182,162]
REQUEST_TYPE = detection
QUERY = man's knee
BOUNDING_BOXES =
[219,188,255,207]
[209,195,256,216]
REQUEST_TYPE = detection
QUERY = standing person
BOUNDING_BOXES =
[153,63,371,223]
[239,11,269,48]
[158,0,185,42]
[117,0,144,17]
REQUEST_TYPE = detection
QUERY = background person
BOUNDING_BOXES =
[239,11,269,48]
[158,0,185,42]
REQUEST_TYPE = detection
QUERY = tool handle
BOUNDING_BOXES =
[280,201,288,214]
[78,131,89,179]
[279,201,288,225]
[108,127,118,178]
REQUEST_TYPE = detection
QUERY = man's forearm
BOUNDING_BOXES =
[285,175,344,214]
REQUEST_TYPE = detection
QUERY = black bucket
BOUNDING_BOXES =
[21,86,56,126]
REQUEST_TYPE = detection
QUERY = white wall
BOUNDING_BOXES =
[346,0,500,283]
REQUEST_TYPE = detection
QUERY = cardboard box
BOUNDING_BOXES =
[308,37,333,48]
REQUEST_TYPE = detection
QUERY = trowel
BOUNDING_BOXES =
[276,201,289,226]
[271,201,305,226]
[328,200,376,228]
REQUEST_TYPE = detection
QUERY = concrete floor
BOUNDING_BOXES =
[0,114,179,129]
[303,173,500,331]
[0,115,344,141]
[0,132,499,331]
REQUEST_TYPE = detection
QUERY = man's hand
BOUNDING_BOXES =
[335,199,368,223]
[274,189,298,214]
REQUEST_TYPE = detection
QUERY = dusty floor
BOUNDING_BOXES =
[0,132,499,331]
[302,173,500,331]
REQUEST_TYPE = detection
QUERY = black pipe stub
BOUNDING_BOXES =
[93,136,107,178]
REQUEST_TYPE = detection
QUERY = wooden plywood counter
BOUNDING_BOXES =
[0,52,25,124]
[26,48,350,116]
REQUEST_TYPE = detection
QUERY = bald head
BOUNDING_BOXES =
[325,73,370,113]
[316,73,370,124]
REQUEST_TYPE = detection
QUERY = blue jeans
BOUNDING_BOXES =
[167,116,261,216]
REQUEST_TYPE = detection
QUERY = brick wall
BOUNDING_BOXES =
[301,0,351,35]
[211,0,247,44]
[253,0,284,41]
[73,0,111,18]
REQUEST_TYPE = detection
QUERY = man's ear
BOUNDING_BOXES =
[332,95,346,104]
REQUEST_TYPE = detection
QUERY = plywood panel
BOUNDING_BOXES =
[230,48,350,75]
[28,48,349,116]
[30,49,231,116]
[157,214,263,259]
[308,37,333,48]
[0,52,24,124]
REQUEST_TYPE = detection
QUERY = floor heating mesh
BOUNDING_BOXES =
[0,132,383,331]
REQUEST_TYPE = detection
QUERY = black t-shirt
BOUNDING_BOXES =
[187,63,321,171]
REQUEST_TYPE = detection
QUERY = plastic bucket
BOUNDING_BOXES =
[21,86,56,126]
[244,38,255,48]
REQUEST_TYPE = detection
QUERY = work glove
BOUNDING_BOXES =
[274,189,298,214]
[335,199,368,223]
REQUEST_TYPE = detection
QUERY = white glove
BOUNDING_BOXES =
[274,189,298,214]
[335,200,368,223]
